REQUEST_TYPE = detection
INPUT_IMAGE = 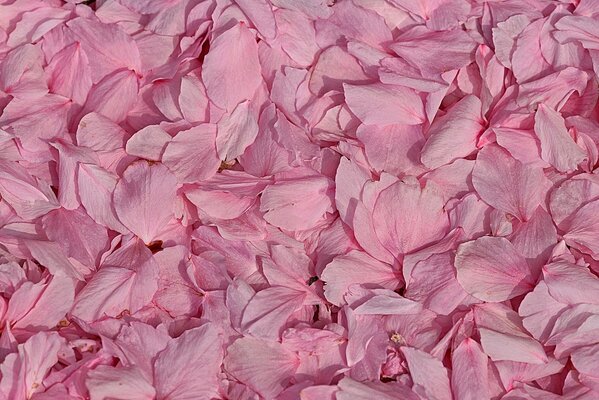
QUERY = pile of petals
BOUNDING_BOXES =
[2,0,599,398]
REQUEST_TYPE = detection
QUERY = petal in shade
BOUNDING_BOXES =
[113,161,177,243]
[455,236,534,302]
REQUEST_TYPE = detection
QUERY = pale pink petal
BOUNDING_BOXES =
[216,100,259,161]
[126,125,172,161]
[260,174,334,231]
[389,25,476,76]
[224,337,299,399]
[451,338,490,400]
[162,124,220,183]
[474,304,549,364]
[508,207,557,274]
[309,46,370,96]
[235,0,277,39]
[455,236,534,302]
[534,104,585,172]
[11,275,74,331]
[472,144,547,221]
[66,17,141,81]
[0,332,64,400]
[372,179,449,256]
[77,163,128,233]
[336,377,419,400]
[344,83,425,126]
[76,112,127,152]
[357,124,424,176]
[0,161,59,220]
[154,324,222,400]
[46,42,92,105]
[405,252,469,315]
[201,22,262,112]
[543,261,599,305]
[42,207,108,268]
[321,250,397,306]
[421,95,484,169]
[402,346,452,400]
[80,69,139,123]
[241,286,307,340]
[87,366,155,400]
[561,199,599,256]
[113,161,177,244]
[71,239,159,322]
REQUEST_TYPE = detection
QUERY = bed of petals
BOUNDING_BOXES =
[1,0,599,399]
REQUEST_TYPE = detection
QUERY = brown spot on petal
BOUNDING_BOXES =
[146,240,164,254]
